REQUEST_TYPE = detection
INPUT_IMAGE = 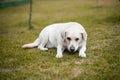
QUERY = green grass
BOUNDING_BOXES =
[0,0,120,80]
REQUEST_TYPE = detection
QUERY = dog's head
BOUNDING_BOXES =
[61,27,87,53]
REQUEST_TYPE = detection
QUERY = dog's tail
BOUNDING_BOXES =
[22,38,40,49]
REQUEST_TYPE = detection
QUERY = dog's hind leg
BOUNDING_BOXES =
[38,44,48,51]
[37,34,48,51]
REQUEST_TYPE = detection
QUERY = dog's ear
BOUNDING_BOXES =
[81,32,87,41]
[61,31,67,39]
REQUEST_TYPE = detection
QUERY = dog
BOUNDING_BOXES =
[22,22,87,58]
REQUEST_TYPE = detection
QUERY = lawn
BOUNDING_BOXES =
[0,0,120,80]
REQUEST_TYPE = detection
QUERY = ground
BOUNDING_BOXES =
[0,0,120,80]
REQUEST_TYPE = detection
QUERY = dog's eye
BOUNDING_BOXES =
[67,37,71,41]
[75,38,79,41]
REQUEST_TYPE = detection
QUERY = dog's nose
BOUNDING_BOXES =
[70,46,75,52]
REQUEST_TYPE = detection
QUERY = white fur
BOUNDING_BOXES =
[22,22,87,58]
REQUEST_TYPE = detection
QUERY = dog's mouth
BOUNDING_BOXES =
[68,49,77,53]
[68,46,77,53]
[70,50,75,52]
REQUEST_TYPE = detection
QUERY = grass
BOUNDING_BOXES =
[0,0,120,80]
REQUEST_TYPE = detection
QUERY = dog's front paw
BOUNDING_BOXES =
[56,53,63,58]
[79,52,86,57]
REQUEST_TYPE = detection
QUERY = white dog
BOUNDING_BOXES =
[22,22,87,58]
